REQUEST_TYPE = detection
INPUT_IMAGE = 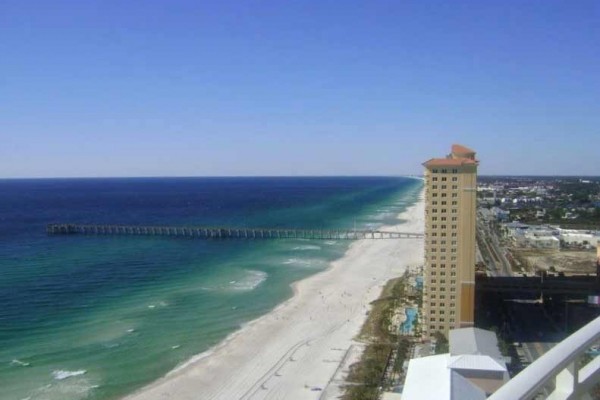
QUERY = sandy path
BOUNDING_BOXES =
[125,194,424,400]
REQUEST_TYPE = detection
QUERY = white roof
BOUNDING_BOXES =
[402,354,486,400]
[448,354,507,372]
[450,370,487,399]
[449,327,503,359]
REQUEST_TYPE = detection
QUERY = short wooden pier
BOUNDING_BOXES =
[46,224,423,240]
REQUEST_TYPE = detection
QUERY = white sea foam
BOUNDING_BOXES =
[292,245,321,251]
[229,270,267,291]
[52,369,87,380]
[324,241,337,245]
[11,359,30,367]
[32,372,98,399]
[283,258,321,267]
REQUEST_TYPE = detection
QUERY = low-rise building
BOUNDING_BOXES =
[402,328,509,399]
[559,229,600,248]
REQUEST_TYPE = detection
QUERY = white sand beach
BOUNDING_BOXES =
[125,194,424,400]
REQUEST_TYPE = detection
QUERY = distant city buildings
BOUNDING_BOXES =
[422,144,478,337]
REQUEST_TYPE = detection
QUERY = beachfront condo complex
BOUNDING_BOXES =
[422,144,478,338]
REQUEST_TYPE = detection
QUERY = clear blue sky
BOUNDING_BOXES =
[1,0,598,177]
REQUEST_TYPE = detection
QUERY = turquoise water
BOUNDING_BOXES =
[400,308,418,335]
[0,177,422,400]
[415,276,423,289]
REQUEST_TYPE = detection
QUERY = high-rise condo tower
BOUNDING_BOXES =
[422,144,478,337]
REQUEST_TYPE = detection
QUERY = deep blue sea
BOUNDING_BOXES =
[0,177,421,400]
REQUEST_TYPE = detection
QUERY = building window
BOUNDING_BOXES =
[452,177,458,182]
[451,217,457,221]
[452,169,458,173]
[432,177,438,181]
[452,185,458,189]
[452,201,457,205]
[442,185,447,189]
[441,169,447,173]
[452,193,457,198]
[432,169,438,173]
[441,177,447,181]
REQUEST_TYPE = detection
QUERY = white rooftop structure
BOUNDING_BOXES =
[403,328,509,399]
[402,354,489,400]
[449,327,503,359]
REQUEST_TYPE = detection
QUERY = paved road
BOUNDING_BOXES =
[476,210,512,277]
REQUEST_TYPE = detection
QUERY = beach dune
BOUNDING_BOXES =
[125,195,424,400]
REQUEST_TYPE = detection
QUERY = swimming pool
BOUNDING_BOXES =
[400,307,418,335]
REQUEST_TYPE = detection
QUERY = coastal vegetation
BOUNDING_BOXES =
[342,273,413,400]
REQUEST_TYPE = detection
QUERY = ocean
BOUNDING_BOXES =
[0,177,421,400]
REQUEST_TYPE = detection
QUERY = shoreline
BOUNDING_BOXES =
[124,190,424,400]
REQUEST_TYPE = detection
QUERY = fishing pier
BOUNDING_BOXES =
[46,224,423,240]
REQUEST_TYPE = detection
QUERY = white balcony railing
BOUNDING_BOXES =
[489,315,600,400]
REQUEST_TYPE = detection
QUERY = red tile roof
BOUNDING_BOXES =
[422,157,478,167]
[452,144,476,155]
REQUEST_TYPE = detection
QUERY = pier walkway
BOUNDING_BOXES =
[47,224,423,240]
